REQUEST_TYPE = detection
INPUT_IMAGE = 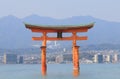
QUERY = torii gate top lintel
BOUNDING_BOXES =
[25,23,94,32]
[25,23,94,41]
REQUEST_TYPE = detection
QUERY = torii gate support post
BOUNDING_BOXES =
[41,46,47,76]
[73,46,80,77]
[72,32,80,76]
[41,32,47,76]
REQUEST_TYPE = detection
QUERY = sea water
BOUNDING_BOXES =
[0,64,120,79]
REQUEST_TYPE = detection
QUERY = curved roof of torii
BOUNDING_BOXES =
[25,23,94,30]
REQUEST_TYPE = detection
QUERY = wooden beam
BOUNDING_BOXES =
[42,32,47,46]
[32,36,87,41]
[31,28,88,33]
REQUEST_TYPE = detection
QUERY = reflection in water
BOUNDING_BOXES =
[41,69,80,79]
[42,76,47,79]
[42,70,47,76]
[41,74,80,79]
[73,69,80,77]
[42,68,80,77]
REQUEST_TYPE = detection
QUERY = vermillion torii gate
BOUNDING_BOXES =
[25,23,94,76]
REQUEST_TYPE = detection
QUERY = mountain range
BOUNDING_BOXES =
[0,14,120,49]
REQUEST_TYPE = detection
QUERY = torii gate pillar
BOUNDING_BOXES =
[41,46,47,76]
[73,46,80,76]
[41,32,47,76]
[72,32,80,76]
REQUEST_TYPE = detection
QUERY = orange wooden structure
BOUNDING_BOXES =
[25,23,94,76]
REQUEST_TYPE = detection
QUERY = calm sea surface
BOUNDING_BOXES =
[0,64,120,79]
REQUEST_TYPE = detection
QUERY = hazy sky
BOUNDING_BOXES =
[0,0,120,22]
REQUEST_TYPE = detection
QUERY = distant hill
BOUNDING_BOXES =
[0,15,32,49]
[0,15,120,49]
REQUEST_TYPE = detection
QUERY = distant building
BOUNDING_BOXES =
[4,54,17,64]
[98,54,103,63]
[93,54,98,63]
[104,55,110,63]
[0,56,3,64]
[47,56,56,63]
[63,48,66,52]
[63,54,72,62]
[118,54,120,61]
[55,55,63,63]
[93,54,104,63]
[19,56,24,64]
[112,54,118,63]
[81,58,93,64]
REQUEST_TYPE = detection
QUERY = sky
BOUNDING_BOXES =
[0,0,120,22]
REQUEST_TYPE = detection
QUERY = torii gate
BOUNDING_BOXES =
[25,23,94,76]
